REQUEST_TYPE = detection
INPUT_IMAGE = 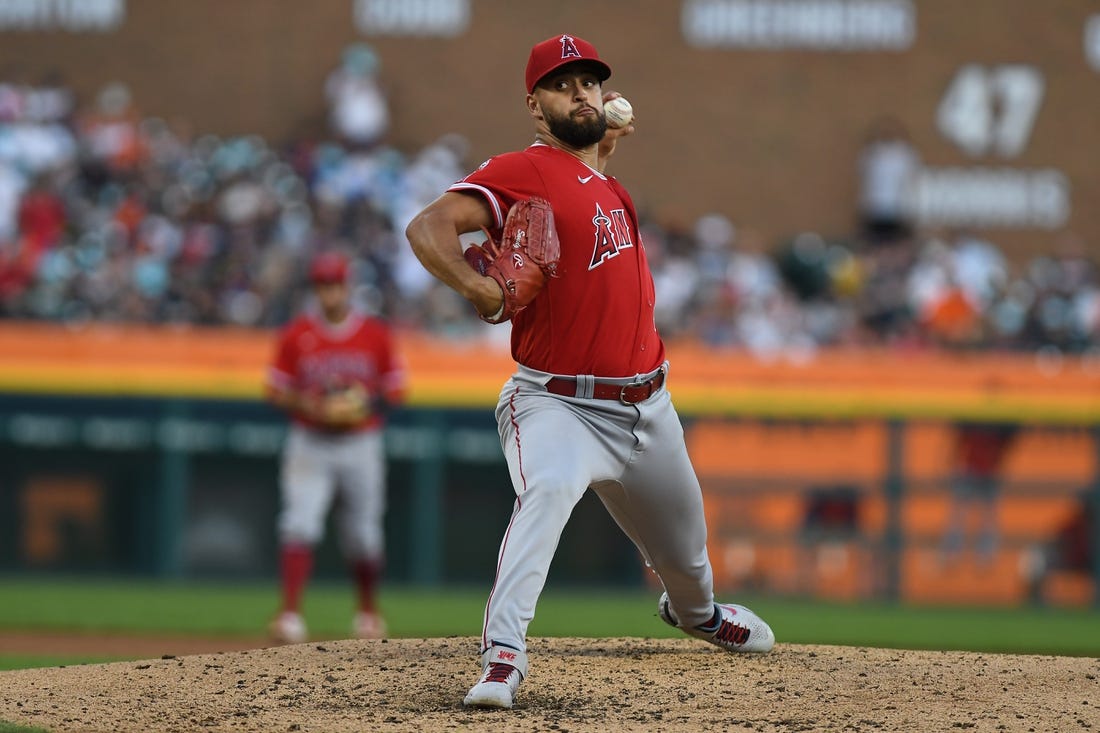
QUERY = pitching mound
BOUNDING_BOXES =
[1,637,1098,732]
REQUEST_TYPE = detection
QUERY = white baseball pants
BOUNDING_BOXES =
[480,362,716,653]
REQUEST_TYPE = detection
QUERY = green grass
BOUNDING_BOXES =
[0,722,51,733]
[0,656,127,671]
[0,578,1098,672]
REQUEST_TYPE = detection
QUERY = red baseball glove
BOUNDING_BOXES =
[463,197,560,323]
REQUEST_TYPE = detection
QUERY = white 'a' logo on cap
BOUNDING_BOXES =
[560,35,582,60]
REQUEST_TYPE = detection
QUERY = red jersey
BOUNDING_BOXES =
[266,310,407,431]
[450,142,665,377]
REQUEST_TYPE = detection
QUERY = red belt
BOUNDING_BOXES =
[544,368,666,405]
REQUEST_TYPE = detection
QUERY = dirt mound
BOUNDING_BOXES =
[1,636,1098,732]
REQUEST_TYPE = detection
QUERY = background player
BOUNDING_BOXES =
[405,33,774,709]
[264,251,407,644]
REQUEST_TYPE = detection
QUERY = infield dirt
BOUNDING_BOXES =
[1,636,1098,732]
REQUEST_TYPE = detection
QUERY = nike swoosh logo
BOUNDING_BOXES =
[578,175,594,184]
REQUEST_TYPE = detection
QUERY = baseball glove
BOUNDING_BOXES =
[318,383,369,426]
[463,197,560,323]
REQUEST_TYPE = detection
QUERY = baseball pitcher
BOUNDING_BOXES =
[406,34,774,709]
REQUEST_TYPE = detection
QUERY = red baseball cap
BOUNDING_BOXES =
[525,34,611,93]
[309,252,349,284]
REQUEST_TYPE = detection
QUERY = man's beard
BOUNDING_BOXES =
[545,106,607,148]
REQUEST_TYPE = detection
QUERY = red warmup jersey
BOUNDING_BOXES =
[450,142,665,377]
[266,311,407,431]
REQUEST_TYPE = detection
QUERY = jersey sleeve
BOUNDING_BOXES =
[265,323,300,396]
[448,152,546,230]
[376,324,408,405]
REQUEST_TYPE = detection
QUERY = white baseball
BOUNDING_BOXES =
[603,96,634,128]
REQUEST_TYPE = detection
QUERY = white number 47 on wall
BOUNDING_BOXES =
[935,64,1044,159]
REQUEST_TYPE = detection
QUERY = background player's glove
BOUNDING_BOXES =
[463,197,560,323]
[318,383,369,426]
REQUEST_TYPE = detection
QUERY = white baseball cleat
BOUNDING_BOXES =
[352,611,387,639]
[658,592,775,653]
[268,611,308,644]
[463,645,528,709]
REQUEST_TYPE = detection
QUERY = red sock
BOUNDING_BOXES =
[279,544,314,613]
[351,558,383,613]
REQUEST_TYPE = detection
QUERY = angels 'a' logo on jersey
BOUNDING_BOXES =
[588,203,634,270]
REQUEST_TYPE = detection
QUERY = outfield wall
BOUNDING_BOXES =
[0,323,1097,605]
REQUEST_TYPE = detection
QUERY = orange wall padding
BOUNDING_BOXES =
[0,321,1098,420]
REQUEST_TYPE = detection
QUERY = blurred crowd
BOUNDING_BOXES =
[0,45,1097,357]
